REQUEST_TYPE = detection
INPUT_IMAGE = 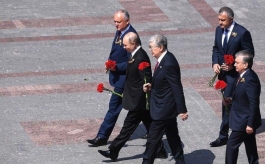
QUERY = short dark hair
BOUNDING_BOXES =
[235,50,254,68]
[219,7,234,18]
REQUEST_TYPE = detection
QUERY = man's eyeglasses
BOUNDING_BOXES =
[149,46,158,50]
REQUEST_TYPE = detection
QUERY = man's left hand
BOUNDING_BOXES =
[246,126,254,134]
[179,113,188,121]
[222,97,232,106]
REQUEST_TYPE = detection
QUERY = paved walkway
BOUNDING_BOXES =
[0,0,265,163]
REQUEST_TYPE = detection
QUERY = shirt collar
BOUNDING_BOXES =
[131,45,141,57]
[225,21,235,32]
[157,50,167,63]
[240,69,249,77]
[120,24,130,37]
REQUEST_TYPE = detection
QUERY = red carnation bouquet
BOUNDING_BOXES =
[138,62,151,110]
[214,80,229,112]
[208,54,234,87]
[105,60,116,74]
[97,83,122,97]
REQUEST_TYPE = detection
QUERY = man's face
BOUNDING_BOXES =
[218,12,233,29]
[114,12,129,31]
[234,55,248,74]
[123,37,135,53]
[149,41,162,59]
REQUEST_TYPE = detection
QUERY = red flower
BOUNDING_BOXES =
[214,80,227,90]
[138,62,151,110]
[224,54,234,65]
[138,62,150,71]
[105,60,116,70]
[96,83,122,97]
[97,83,104,92]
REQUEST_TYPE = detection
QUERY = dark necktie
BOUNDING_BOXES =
[116,31,121,41]
[154,61,159,71]
[236,77,242,86]
[223,29,229,51]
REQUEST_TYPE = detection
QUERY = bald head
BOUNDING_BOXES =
[123,32,140,53]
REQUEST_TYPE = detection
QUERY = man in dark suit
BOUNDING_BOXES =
[142,34,188,164]
[87,9,141,146]
[210,7,255,147]
[98,32,166,161]
[224,50,261,164]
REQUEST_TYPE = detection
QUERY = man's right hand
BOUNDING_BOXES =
[143,83,151,92]
[213,64,221,74]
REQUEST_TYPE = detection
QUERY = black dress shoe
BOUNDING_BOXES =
[87,137,107,146]
[98,150,118,161]
[210,138,227,147]
[156,147,167,159]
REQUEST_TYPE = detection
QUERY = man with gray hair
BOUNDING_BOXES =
[210,6,254,147]
[223,50,261,164]
[142,34,188,164]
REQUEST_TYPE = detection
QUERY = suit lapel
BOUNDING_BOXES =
[152,53,167,85]
[227,23,238,52]
[126,48,141,78]
[217,28,226,54]
[233,70,249,97]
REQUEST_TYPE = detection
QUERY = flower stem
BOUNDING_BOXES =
[208,68,221,87]
[144,76,149,110]
[104,88,123,97]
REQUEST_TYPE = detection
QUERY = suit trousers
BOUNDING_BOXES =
[225,130,259,164]
[109,110,152,153]
[143,118,185,164]
[219,104,230,140]
[97,87,123,140]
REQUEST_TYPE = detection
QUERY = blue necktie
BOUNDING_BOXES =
[223,29,229,51]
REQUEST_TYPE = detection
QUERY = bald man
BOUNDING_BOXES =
[98,32,166,161]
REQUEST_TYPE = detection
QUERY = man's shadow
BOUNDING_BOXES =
[183,149,215,164]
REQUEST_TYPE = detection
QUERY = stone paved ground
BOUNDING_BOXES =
[1,0,265,164]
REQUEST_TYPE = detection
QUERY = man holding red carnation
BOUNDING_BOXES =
[98,32,167,161]
[210,7,255,147]
[224,50,261,164]
[86,9,141,147]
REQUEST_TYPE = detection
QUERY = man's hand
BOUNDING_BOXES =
[213,64,221,74]
[143,83,151,92]
[110,66,116,71]
[179,113,188,121]
[246,126,254,134]
[105,66,116,72]
[221,63,233,71]
[222,97,232,106]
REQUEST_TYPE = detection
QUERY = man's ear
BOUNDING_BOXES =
[244,63,248,69]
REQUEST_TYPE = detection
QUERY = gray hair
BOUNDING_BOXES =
[219,7,234,18]
[235,50,254,68]
[149,34,167,50]
[115,9,130,20]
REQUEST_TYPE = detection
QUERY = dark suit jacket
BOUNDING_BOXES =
[108,25,140,88]
[212,23,254,97]
[122,47,152,111]
[150,51,187,120]
[229,69,262,131]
